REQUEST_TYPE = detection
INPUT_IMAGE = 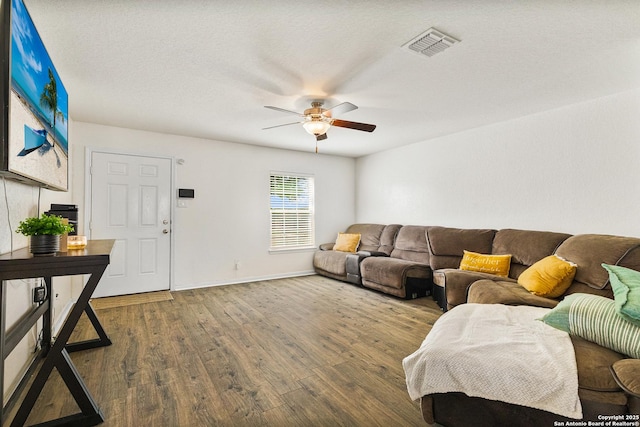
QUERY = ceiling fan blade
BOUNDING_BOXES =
[264,106,303,116]
[262,122,301,130]
[323,102,358,118]
[331,119,376,132]
[316,133,328,141]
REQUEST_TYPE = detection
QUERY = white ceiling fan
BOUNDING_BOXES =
[263,100,376,152]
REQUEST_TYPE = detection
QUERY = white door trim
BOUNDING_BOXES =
[84,146,176,292]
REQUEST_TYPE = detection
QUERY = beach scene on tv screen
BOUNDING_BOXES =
[8,0,68,190]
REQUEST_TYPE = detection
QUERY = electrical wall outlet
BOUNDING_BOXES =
[33,286,46,303]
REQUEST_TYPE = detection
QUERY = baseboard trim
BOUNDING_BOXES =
[53,299,75,338]
[173,270,316,292]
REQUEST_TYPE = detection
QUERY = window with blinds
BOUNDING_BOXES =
[269,173,315,250]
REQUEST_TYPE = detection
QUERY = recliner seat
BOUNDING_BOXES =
[360,225,432,299]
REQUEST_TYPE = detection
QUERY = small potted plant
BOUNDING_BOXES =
[16,213,74,255]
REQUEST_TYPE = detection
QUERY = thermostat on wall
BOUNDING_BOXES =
[178,188,195,199]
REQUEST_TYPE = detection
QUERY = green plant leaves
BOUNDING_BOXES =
[16,213,74,236]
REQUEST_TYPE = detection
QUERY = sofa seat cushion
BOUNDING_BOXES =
[361,257,431,290]
[313,250,349,277]
[467,279,559,309]
[571,336,625,392]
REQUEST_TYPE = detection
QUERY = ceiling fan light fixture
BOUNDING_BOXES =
[302,118,331,136]
[264,100,375,147]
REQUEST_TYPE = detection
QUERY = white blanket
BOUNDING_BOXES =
[402,303,582,419]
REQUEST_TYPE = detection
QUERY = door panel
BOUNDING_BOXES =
[90,152,171,297]
[108,239,127,278]
[108,184,128,226]
[139,238,157,274]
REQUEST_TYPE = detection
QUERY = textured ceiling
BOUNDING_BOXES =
[22,0,640,157]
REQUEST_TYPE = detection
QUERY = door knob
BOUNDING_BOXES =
[163,220,169,225]
[162,229,169,234]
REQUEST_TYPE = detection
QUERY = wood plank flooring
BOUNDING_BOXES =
[18,275,442,426]
[90,290,174,310]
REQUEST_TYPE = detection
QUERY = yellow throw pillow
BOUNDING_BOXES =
[459,250,511,277]
[518,255,577,298]
[333,233,361,253]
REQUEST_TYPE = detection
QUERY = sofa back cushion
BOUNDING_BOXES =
[555,234,640,295]
[492,229,572,279]
[426,226,496,270]
[378,224,402,255]
[344,224,386,252]
[390,225,431,264]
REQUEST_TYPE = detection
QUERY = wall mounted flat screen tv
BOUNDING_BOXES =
[0,0,68,191]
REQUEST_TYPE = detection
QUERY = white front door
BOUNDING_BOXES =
[89,152,172,297]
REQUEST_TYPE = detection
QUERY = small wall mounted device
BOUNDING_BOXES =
[178,188,195,199]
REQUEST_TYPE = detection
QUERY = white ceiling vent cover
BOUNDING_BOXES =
[403,28,459,58]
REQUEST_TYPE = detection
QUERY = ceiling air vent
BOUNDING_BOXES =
[403,28,459,58]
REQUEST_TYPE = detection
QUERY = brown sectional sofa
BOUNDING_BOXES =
[466,233,640,308]
[313,223,640,425]
[312,223,400,283]
[430,227,572,311]
[424,231,640,426]
[313,223,431,298]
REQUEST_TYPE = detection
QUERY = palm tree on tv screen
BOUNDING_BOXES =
[39,68,65,145]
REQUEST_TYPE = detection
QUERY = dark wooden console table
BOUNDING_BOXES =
[0,239,114,426]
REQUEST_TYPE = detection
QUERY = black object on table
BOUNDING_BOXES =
[0,239,114,426]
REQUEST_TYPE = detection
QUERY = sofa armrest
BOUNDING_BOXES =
[433,269,515,308]
[611,359,640,415]
[420,395,435,425]
[611,359,640,397]
[319,243,335,251]
[357,250,389,257]
[467,279,559,308]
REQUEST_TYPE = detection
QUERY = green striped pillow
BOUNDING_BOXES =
[541,293,640,358]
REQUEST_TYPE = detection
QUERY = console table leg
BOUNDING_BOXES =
[57,350,104,419]
[10,266,107,427]
[1,280,6,424]
[66,303,112,353]
[42,277,53,355]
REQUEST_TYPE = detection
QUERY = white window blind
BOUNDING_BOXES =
[269,173,314,249]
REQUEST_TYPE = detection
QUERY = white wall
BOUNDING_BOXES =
[72,122,355,290]
[356,88,640,237]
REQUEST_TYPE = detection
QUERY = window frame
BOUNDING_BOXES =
[269,172,315,252]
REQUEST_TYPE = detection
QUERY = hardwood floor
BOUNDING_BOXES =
[19,275,442,426]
